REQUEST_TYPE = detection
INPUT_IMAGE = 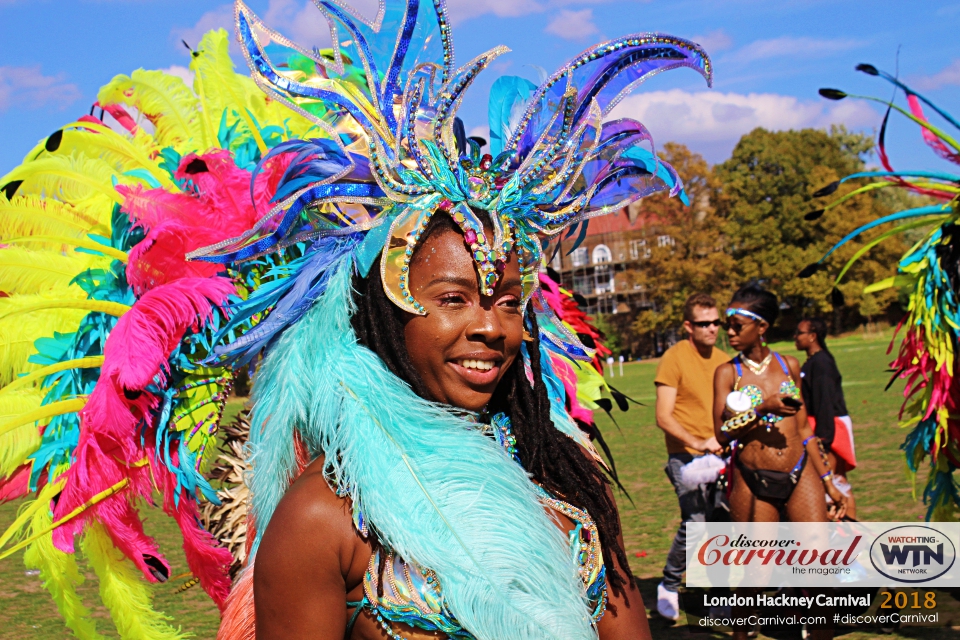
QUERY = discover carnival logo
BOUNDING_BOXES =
[869,525,956,584]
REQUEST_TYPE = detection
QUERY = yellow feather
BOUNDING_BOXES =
[98,69,202,151]
[191,30,268,153]
[0,298,131,322]
[0,356,104,397]
[0,245,105,295]
[0,398,86,441]
[0,477,64,551]
[23,513,104,640]
[81,523,185,640]
[0,389,45,476]
[0,290,87,385]
[0,195,106,239]
[32,122,173,189]
[3,236,128,263]
[0,153,125,207]
[190,29,267,152]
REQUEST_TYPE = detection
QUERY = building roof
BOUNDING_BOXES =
[581,204,661,237]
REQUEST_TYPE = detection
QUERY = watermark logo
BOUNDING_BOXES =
[869,525,956,584]
[686,522,960,588]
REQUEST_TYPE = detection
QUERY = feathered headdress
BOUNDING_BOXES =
[0,1,710,637]
[191,1,710,319]
[803,64,960,520]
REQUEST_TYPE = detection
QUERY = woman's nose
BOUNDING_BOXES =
[466,305,506,342]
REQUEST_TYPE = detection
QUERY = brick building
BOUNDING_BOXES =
[550,202,673,318]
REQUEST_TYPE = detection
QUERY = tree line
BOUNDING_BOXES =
[600,126,923,356]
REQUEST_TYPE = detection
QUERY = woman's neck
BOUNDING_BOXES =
[741,344,770,362]
[806,342,822,358]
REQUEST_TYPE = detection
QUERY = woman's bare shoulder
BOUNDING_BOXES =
[255,457,360,585]
[713,359,735,384]
[781,353,802,376]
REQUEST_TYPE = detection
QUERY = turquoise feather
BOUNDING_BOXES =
[246,257,597,640]
[488,76,538,156]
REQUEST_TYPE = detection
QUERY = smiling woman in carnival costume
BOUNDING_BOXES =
[0,1,711,638]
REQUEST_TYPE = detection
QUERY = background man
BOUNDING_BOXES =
[654,293,728,621]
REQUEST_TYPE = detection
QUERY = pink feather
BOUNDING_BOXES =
[118,149,291,293]
[126,221,225,293]
[0,464,31,503]
[106,277,234,390]
[156,459,233,607]
[52,277,235,584]
[96,101,139,134]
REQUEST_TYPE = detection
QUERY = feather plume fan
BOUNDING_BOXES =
[0,22,317,636]
[807,65,960,519]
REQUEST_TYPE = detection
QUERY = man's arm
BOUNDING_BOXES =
[655,384,720,454]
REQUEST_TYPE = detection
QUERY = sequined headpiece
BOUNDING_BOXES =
[726,307,768,324]
[190,0,711,315]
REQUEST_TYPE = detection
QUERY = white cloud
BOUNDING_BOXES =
[172,3,234,51]
[161,65,195,87]
[690,29,733,55]
[446,0,625,25]
[912,59,960,91]
[729,36,864,64]
[544,9,599,41]
[446,0,544,24]
[262,0,333,49]
[173,1,337,58]
[0,65,82,112]
[609,89,878,162]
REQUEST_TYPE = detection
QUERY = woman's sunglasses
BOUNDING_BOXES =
[690,319,723,328]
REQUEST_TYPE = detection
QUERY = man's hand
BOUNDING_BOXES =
[697,436,723,455]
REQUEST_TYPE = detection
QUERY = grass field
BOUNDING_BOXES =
[1,329,956,638]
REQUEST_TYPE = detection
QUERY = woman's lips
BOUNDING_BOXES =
[448,359,501,386]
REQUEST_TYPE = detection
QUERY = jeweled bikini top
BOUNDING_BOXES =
[352,414,607,639]
[734,352,800,431]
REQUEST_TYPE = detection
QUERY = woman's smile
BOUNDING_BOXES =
[448,353,503,385]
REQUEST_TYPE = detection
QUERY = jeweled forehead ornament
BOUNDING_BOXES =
[190,0,712,315]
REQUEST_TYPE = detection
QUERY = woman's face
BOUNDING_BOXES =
[725,302,767,352]
[794,320,816,351]
[403,227,524,411]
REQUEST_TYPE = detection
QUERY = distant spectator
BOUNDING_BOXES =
[795,317,857,518]
[654,293,727,621]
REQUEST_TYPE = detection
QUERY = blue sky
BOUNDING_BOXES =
[1,0,958,174]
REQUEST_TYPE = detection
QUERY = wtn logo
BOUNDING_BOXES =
[870,526,956,583]
[880,543,944,567]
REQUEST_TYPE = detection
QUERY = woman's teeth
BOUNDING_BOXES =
[458,359,495,371]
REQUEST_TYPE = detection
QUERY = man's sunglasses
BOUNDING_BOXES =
[691,319,723,328]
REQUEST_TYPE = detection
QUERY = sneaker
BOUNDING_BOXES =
[657,582,680,621]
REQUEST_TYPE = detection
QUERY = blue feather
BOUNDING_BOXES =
[213,235,360,365]
[818,204,952,264]
[487,76,537,156]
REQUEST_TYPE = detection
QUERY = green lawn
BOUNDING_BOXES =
[1,329,956,638]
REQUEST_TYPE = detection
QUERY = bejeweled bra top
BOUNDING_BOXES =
[351,414,607,639]
[735,352,800,431]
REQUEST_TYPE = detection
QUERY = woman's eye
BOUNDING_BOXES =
[437,293,467,306]
[499,296,521,311]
